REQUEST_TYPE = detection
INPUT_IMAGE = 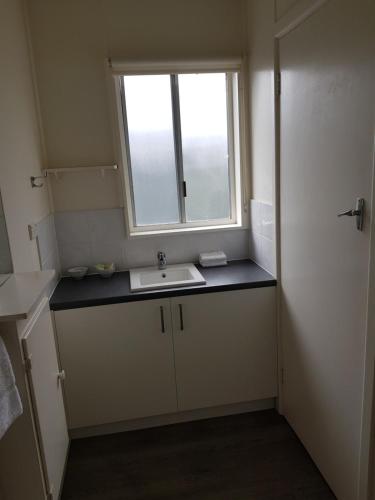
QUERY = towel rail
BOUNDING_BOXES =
[43,164,118,176]
[34,164,119,181]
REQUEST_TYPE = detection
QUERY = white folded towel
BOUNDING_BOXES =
[199,251,228,267]
[0,337,23,440]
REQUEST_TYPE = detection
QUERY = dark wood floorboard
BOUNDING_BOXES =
[61,410,336,500]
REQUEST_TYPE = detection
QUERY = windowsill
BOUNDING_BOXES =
[127,222,246,239]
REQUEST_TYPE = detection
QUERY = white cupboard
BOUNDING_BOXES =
[22,297,69,500]
[171,288,277,411]
[0,295,68,500]
[54,288,277,430]
[54,298,178,428]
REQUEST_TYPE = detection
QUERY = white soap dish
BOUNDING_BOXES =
[67,266,88,280]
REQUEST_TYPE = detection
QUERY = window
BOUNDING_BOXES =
[117,70,243,234]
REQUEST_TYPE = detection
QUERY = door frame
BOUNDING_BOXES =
[358,140,375,500]
[272,1,375,498]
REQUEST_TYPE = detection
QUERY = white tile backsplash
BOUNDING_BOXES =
[41,249,60,274]
[37,214,58,262]
[45,203,276,276]
[54,208,250,274]
[261,234,275,275]
[87,209,125,244]
[249,232,263,265]
[35,213,61,294]
[249,200,275,276]
[250,199,262,235]
[55,210,91,245]
[261,202,274,240]
[122,230,249,269]
[59,241,93,271]
[91,240,125,269]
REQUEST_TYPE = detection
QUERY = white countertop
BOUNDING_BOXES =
[0,270,55,322]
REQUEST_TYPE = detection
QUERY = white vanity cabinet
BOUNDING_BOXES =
[54,287,277,431]
[171,288,277,411]
[54,298,178,428]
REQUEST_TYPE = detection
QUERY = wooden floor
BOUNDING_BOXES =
[61,410,336,500]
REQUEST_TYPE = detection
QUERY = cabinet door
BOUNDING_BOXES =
[54,299,177,428]
[22,297,69,500]
[171,288,277,411]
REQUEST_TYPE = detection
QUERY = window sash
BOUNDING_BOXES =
[119,72,238,232]
[110,58,242,75]
[170,74,186,224]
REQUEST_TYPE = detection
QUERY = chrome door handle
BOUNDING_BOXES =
[337,209,361,217]
[57,370,66,382]
[178,304,184,331]
[337,198,364,231]
[160,306,165,333]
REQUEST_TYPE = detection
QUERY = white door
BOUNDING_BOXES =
[279,1,375,499]
[22,297,69,500]
[171,288,277,411]
[54,299,177,428]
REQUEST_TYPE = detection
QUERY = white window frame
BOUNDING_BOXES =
[110,59,247,237]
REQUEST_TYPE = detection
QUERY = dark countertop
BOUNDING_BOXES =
[50,260,277,311]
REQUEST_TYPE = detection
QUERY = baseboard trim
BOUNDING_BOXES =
[69,398,276,439]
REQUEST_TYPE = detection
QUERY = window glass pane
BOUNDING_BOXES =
[178,73,231,222]
[123,75,179,226]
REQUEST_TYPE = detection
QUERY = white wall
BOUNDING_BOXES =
[27,0,246,211]
[0,0,51,272]
[246,0,314,205]
[24,0,250,266]
[245,0,314,275]
[246,0,275,206]
[276,0,300,20]
[249,200,275,276]
[245,0,276,274]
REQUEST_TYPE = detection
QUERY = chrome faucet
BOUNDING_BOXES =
[157,251,167,270]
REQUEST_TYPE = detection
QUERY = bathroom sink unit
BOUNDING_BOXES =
[130,263,206,292]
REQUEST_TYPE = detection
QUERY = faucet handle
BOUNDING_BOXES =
[157,251,167,269]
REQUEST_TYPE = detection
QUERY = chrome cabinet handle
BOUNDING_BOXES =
[337,198,364,231]
[160,306,165,333]
[179,304,184,331]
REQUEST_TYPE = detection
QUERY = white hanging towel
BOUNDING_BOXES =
[0,337,23,440]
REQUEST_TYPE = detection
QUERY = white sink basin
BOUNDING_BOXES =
[130,263,206,292]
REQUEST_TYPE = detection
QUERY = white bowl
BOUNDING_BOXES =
[67,266,88,280]
[94,263,115,278]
